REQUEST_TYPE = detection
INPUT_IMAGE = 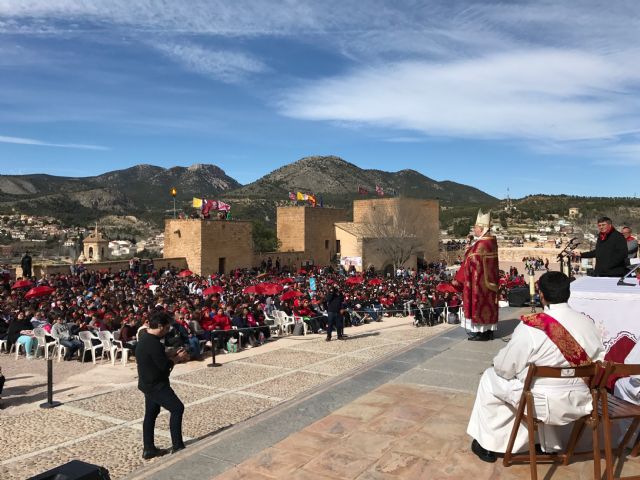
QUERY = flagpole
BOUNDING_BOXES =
[171,187,177,218]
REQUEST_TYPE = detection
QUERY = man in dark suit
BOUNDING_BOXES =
[20,252,32,278]
[579,216,628,277]
[325,286,345,341]
[136,310,189,460]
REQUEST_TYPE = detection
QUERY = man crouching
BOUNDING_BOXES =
[467,271,604,462]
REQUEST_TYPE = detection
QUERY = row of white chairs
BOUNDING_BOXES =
[1,329,132,365]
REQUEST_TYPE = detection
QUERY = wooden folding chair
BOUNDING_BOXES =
[503,362,601,480]
[598,362,640,480]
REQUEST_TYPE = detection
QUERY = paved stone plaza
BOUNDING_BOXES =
[128,308,640,480]
[0,317,450,479]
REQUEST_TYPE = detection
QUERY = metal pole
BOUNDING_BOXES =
[40,358,62,409]
[208,333,221,368]
[173,198,176,219]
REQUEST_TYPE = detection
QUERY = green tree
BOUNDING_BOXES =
[252,221,279,253]
[453,218,472,237]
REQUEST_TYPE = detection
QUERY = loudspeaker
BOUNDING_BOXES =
[508,287,530,307]
[28,460,110,480]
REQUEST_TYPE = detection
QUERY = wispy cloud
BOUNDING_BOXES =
[280,49,640,142]
[153,41,266,83]
[2,0,640,164]
[0,134,108,150]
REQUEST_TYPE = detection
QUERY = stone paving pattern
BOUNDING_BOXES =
[118,307,640,480]
[214,383,640,480]
[0,319,450,479]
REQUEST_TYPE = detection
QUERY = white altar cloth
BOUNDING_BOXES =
[569,276,640,351]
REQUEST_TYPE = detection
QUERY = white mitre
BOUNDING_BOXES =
[475,209,491,228]
[475,209,491,237]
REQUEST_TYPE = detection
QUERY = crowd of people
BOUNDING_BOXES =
[0,261,460,363]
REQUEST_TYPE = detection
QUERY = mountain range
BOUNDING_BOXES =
[0,156,497,226]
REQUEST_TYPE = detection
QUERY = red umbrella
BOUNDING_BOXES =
[243,285,260,294]
[25,285,55,299]
[257,282,283,295]
[203,285,223,295]
[436,283,457,294]
[11,279,33,290]
[298,269,307,274]
[368,278,382,286]
[279,278,295,284]
[178,269,193,277]
[281,290,304,301]
[345,276,364,285]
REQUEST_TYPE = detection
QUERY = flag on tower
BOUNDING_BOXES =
[288,192,296,201]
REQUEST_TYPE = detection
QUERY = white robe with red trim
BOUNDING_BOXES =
[467,303,605,453]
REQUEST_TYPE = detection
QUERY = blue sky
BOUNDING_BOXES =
[0,1,639,199]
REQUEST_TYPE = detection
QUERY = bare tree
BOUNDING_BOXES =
[363,199,425,273]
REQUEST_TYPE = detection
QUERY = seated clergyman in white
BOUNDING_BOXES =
[467,271,605,463]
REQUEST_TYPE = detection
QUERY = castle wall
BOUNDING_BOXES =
[164,219,203,274]
[200,220,253,275]
[164,219,253,275]
[303,207,348,265]
[277,206,348,266]
[21,257,188,278]
[353,198,440,262]
[277,207,306,253]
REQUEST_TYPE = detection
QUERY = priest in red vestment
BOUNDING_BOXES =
[452,209,499,341]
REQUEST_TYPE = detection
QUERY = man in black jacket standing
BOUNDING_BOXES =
[136,311,189,460]
[579,216,628,277]
[325,286,345,341]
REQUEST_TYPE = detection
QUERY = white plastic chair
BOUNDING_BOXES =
[293,315,309,335]
[112,330,132,365]
[263,311,280,337]
[33,327,57,360]
[275,311,295,335]
[55,339,67,362]
[78,331,102,364]
[98,330,131,365]
[0,338,7,353]
[9,342,26,359]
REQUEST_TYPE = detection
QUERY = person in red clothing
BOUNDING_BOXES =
[211,308,232,352]
[293,299,322,333]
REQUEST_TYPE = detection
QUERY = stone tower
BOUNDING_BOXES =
[81,224,110,262]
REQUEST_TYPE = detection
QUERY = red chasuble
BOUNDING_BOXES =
[454,235,499,326]
[521,312,591,366]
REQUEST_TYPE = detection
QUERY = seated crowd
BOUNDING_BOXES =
[0,262,460,363]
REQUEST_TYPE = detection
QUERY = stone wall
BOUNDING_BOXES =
[254,251,308,271]
[276,206,348,266]
[277,207,306,253]
[353,197,440,262]
[165,219,253,276]
[200,220,253,275]
[303,207,348,265]
[164,219,203,274]
[18,257,188,278]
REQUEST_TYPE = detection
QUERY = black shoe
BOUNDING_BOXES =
[171,444,186,454]
[325,337,331,342]
[471,439,497,463]
[337,335,347,340]
[468,332,491,342]
[142,447,169,460]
